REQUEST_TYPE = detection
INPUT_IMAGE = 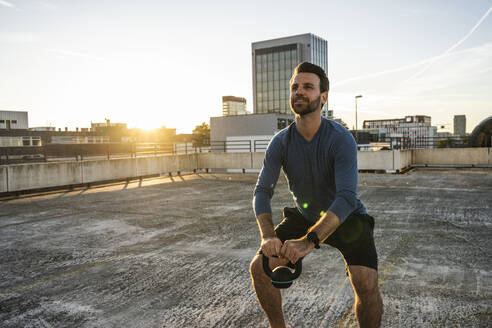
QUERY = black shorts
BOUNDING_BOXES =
[275,207,378,271]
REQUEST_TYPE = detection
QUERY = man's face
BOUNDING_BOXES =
[289,72,327,116]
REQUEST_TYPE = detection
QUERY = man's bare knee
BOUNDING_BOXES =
[348,266,380,300]
[250,254,290,280]
[250,255,264,278]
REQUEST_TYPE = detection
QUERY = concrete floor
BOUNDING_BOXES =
[0,168,491,328]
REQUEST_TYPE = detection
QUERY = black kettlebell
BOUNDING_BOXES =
[261,252,302,289]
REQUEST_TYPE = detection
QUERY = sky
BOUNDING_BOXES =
[0,0,491,134]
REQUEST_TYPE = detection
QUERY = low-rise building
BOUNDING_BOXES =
[363,115,437,148]
[0,110,29,130]
[210,113,294,152]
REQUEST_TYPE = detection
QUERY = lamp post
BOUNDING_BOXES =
[355,95,363,144]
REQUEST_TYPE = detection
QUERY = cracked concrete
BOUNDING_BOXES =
[0,168,491,327]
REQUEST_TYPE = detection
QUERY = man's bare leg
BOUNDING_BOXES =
[347,265,383,328]
[250,253,290,328]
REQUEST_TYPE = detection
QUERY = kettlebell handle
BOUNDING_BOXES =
[260,251,302,280]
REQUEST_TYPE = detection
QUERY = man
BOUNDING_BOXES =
[249,62,383,328]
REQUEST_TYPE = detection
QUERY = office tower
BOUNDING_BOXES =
[252,33,330,117]
[454,115,466,136]
[222,96,248,116]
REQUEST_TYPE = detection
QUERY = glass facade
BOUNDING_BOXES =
[253,34,328,115]
[310,35,328,80]
[254,44,298,115]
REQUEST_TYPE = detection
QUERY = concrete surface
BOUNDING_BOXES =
[0,166,7,193]
[0,168,491,327]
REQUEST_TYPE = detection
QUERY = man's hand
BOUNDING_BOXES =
[279,238,314,264]
[260,237,282,258]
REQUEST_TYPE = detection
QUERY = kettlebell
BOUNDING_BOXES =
[261,252,302,289]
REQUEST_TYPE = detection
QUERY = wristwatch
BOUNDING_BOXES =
[306,231,320,249]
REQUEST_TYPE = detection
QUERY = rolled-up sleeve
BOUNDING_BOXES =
[328,132,359,223]
[253,135,282,217]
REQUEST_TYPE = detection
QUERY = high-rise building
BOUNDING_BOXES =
[252,33,330,117]
[222,96,248,116]
[453,115,466,136]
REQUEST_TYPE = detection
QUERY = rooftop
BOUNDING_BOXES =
[1,168,491,327]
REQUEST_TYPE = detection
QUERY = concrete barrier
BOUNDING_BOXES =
[135,157,162,177]
[197,153,252,170]
[393,150,412,171]
[413,148,490,165]
[133,155,197,177]
[253,150,412,171]
[358,151,394,170]
[176,154,198,172]
[0,166,8,193]
[82,158,136,184]
[7,162,83,192]
[252,152,265,170]
[2,149,490,193]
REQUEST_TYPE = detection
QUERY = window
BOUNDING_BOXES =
[0,120,4,123]
[12,120,17,124]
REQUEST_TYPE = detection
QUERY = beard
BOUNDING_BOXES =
[290,95,322,116]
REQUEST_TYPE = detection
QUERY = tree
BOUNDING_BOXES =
[338,120,349,130]
[192,122,210,146]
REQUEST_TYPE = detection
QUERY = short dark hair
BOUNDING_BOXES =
[290,61,329,93]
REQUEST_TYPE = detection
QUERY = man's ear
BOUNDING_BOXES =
[321,91,328,105]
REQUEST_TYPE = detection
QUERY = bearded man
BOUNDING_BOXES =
[249,62,383,328]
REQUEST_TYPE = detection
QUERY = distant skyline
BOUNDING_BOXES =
[1,0,491,133]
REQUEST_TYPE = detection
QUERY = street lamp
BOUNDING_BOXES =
[355,95,363,144]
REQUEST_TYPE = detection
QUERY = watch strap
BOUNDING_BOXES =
[307,231,320,249]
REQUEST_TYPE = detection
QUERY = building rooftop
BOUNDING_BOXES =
[1,168,491,327]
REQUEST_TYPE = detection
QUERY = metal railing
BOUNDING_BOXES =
[0,136,481,164]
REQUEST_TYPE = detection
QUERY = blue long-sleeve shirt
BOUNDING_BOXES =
[253,118,367,224]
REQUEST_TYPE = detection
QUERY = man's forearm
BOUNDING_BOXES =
[256,212,276,239]
[307,210,341,242]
